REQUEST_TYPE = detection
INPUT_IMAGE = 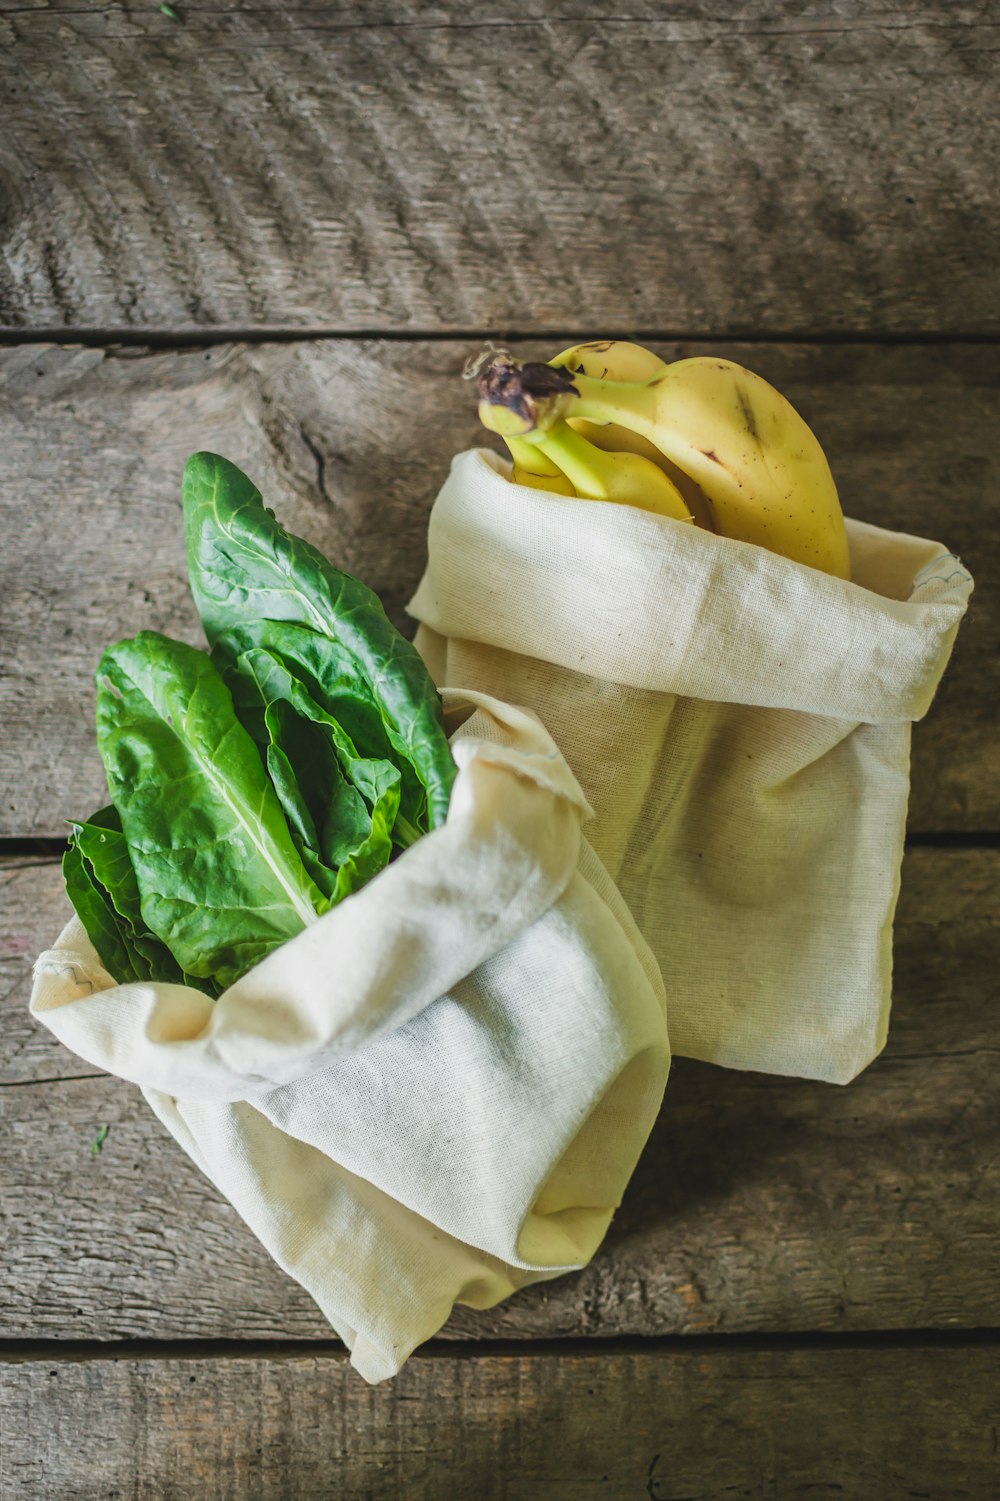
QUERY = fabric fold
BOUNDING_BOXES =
[32,689,669,1382]
[408,449,971,724]
[31,693,590,1100]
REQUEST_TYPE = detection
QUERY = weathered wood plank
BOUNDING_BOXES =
[2,1345,998,1500]
[0,339,994,837]
[3,847,998,1341]
[2,4,997,333]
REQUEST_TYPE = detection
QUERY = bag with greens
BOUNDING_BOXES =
[58,451,458,994]
[30,455,669,1383]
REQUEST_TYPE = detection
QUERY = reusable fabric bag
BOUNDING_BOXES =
[31,691,669,1384]
[409,448,974,1084]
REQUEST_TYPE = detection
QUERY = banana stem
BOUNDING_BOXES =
[558,370,660,437]
[531,420,616,498]
[504,434,565,479]
[475,350,658,444]
[475,352,579,436]
[532,417,694,522]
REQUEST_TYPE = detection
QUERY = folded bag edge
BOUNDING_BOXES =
[30,691,592,1101]
[407,449,973,725]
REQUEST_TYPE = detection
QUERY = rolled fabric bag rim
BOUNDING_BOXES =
[407,448,973,725]
[30,691,595,1100]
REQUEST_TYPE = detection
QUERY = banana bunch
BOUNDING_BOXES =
[468,341,850,579]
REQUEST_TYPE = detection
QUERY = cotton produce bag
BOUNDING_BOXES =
[31,691,669,1383]
[409,449,974,1085]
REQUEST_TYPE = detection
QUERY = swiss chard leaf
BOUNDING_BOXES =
[182,451,455,833]
[97,632,324,990]
[212,615,418,820]
[228,646,401,903]
[68,805,217,993]
[63,824,147,986]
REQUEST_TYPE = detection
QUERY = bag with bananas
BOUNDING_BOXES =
[409,343,973,1084]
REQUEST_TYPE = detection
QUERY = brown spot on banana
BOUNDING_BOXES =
[735,384,759,442]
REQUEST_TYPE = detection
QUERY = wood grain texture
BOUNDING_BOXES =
[2,1345,998,1500]
[0,339,995,838]
[1,3,997,333]
[3,846,998,1342]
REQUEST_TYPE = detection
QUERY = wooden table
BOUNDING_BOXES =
[2,4,998,1496]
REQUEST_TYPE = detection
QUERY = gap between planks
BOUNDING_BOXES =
[1,328,999,350]
[3,1327,1000,1366]
[6,833,1000,859]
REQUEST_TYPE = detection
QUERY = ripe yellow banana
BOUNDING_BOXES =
[526,418,694,522]
[550,341,715,531]
[476,351,850,578]
[550,339,666,384]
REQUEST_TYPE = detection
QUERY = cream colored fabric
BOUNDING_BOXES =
[409,449,973,1084]
[31,691,669,1384]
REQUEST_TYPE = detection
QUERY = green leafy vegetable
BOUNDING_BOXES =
[63,453,455,996]
[91,1125,110,1155]
[64,818,147,987]
[182,452,455,833]
[64,804,211,991]
[227,645,402,903]
[97,632,324,990]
